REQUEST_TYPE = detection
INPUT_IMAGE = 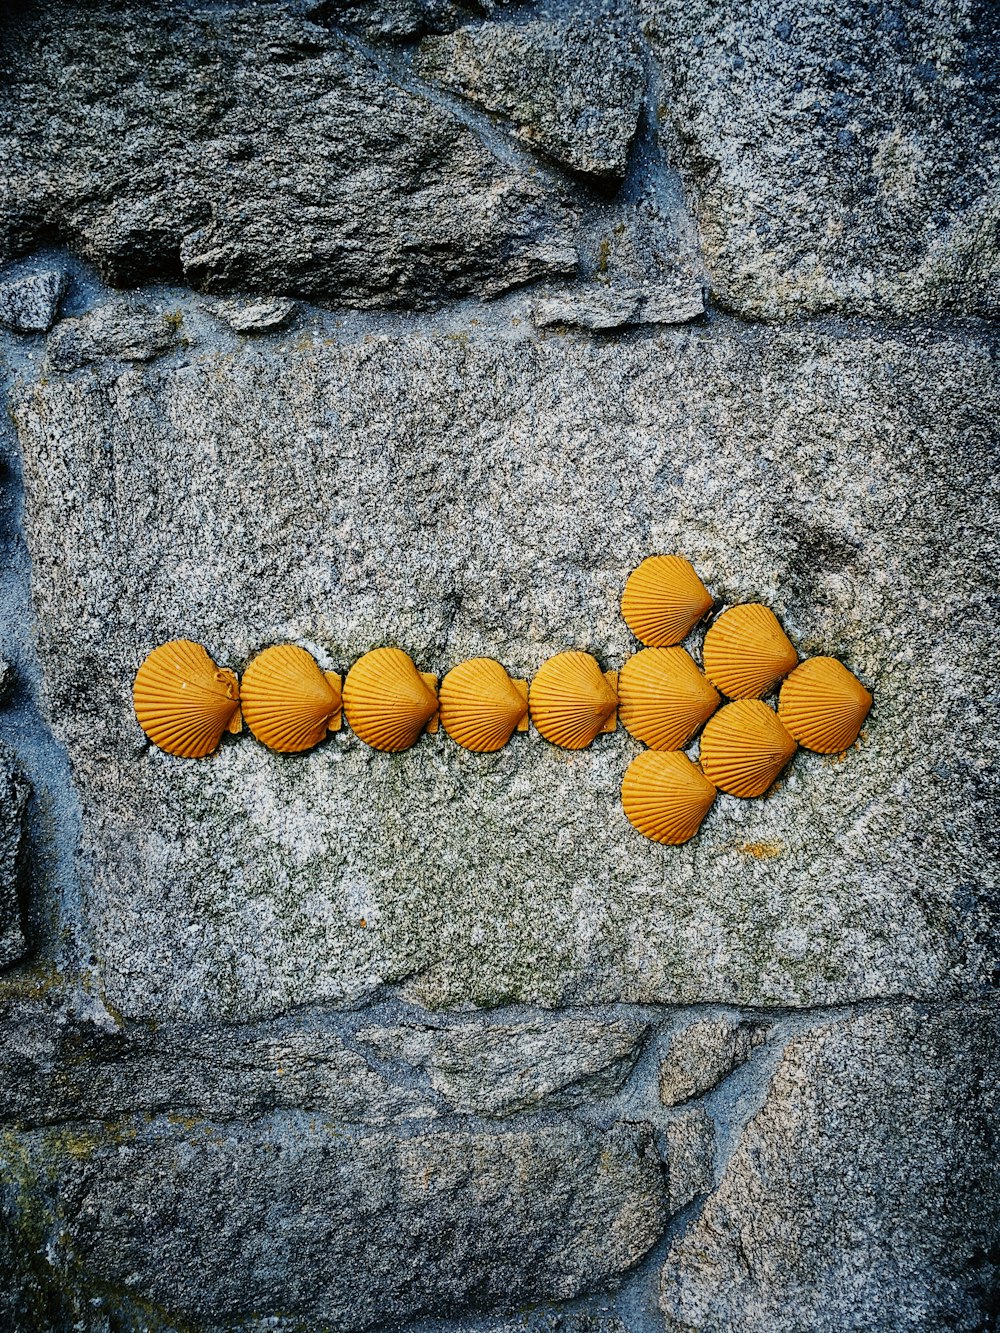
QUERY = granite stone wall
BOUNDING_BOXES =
[0,2,997,1330]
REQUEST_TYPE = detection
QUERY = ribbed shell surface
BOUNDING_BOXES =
[618,647,721,750]
[133,639,241,758]
[620,555,714,647]
[343,648,438,752]
[439,658,529,753]
[528,651,618,749]
[698,699,797,797]
[702,604,798,698]
[621,750,717,845]
[241,644,341,753]
[778,656,872,753]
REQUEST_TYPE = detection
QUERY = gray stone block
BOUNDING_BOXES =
[659,1016,770,1106]
[660,1003,1000,1331]
[11,324,997,1021]
[0,993,434,1126]
[0,268,65,333]
[4,1116,667,1327]
[212,298,298,334]
[641,0,1000,319]
[533,280,704,330]
[663,1106,714,1213]
[0,5,576,303]
[46,300,184,372]
[417,17,645,180]
[359,1014,649,1115]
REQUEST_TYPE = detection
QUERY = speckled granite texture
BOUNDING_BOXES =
[0,1,996,1330]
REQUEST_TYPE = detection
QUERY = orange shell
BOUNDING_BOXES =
[698,699,797,798]
[621,750,717,845]
[621,555,714,647]
[240,644,342,753]
[133,639,241,759]
[343,648,439,752]
[528,651,618,749]
[618,647,721,750]
[439,658,529,753]
[702,604,798,698]
[778,656,872,754]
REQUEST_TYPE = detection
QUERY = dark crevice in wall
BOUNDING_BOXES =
[8,251,1000,366]
[0,320,86,984]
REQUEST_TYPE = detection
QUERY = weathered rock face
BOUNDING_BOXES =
[0,983,672,1327]
[0,3,576,303]
[0,991,434,1126]
[46,301,184,372]
[4,1115,667,1329]
[417,17,645,180]
[0,751,29,969]
[211,297,299,334]
[660,1003,1000,1332]
[663,1105,715,1215]
[642,0,1000,319]
[11,322,998,1021]
[319,0,493,43]
[358,1014,649,1115]
[0,269,64,334]
[659,1016,770,1106]
[532,277,704,330]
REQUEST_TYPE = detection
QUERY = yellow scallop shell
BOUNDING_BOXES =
[702,604,798,699]
[240,644,342,753]
[439,658,529,753]
[698,699,797,798]
[778,656,872,754]
[621,555,714,647]
[132,639,241,759]
[618,647,721,751]
[528,651,618,749]
[621,750,717,845]
[342,648,439,752]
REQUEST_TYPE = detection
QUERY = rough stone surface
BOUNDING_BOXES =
[660,1003,1000,1332]
[2,1116,667,1329]
[659,1016,770,1105]
[46,301,184,372]
[584,203,701,296]
[663,1106,715,1214]
[0,757,28,965]
[358,1014,649,1115]
[0,991,433,1126]
[417,17,645,180]
[534,289,644,331]
[317,0,491,42]
[0,654,13,703]
[0,751,29,969]
[12,324,998,1021]
[0,4,576,304]
[0,268,65,334]
[533,280,703,329]
[642,0,1000,319]
[640,282,705,324]
[212,297,298,334]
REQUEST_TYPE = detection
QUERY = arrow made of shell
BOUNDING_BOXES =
[132,556,872,845]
